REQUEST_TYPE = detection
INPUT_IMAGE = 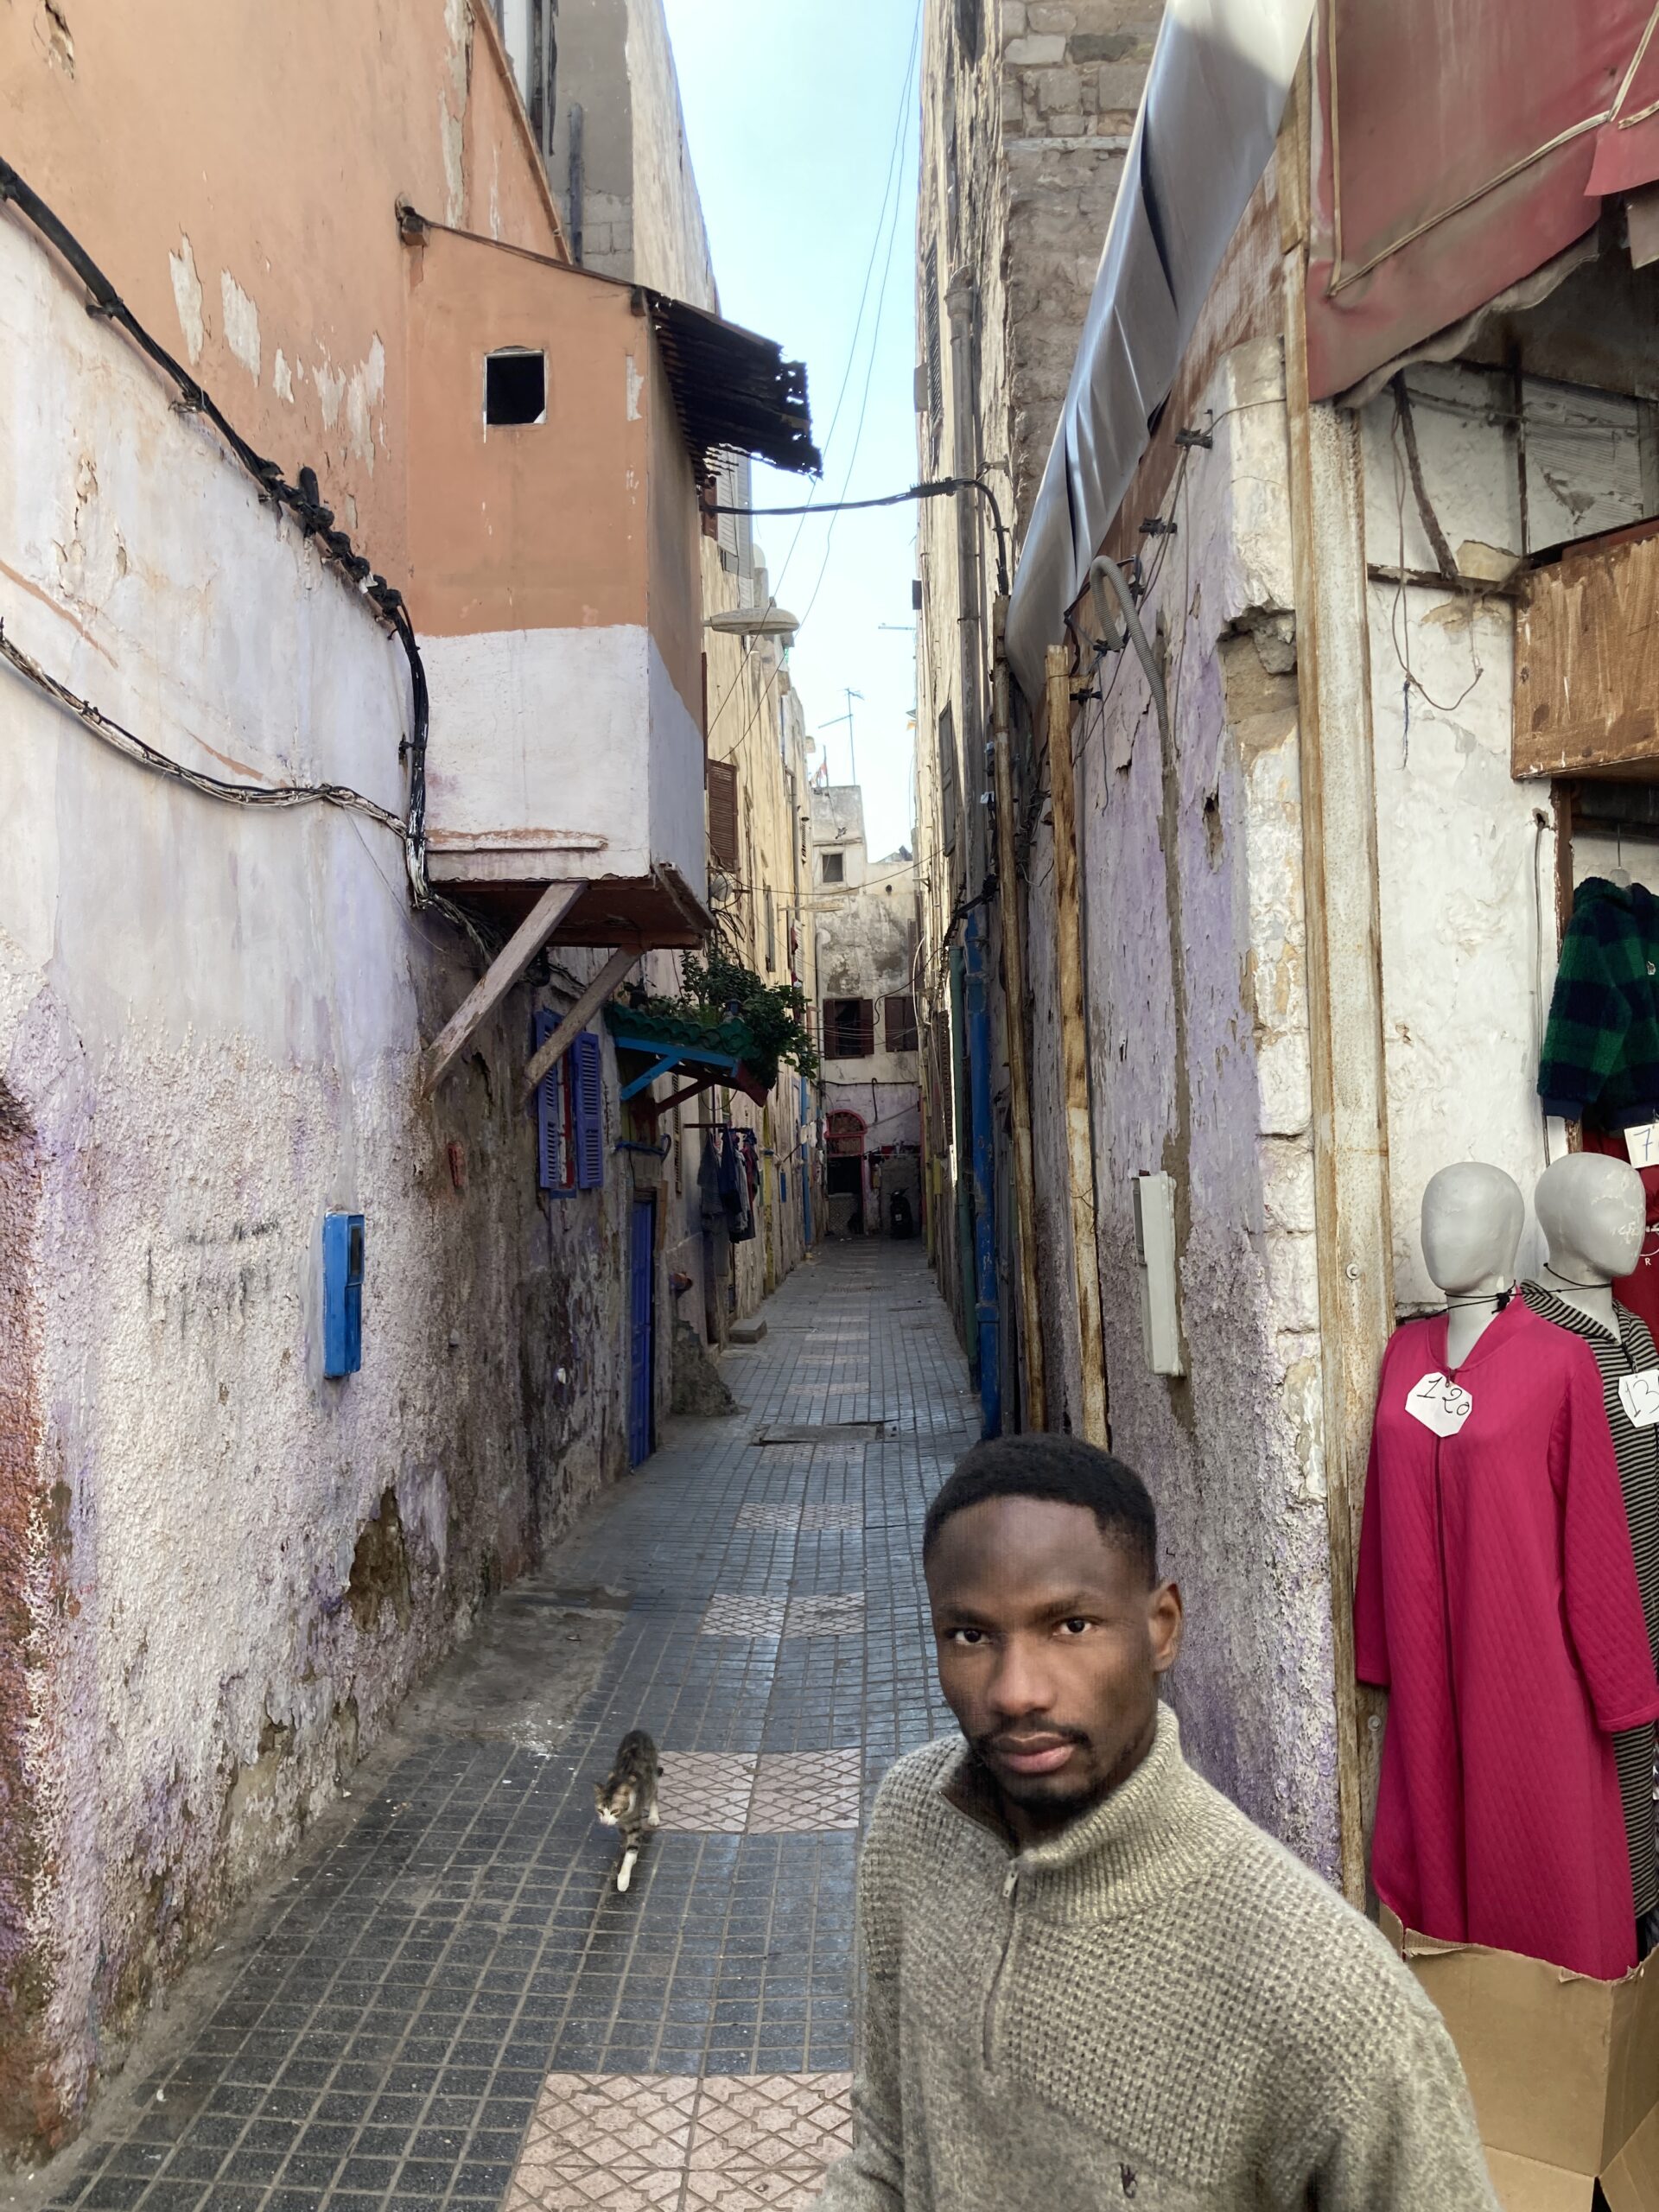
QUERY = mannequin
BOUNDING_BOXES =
[1356,1160,1659,1978]
[1420,1160,1523,1366]
[1534,1153,1646,1335]
[1526,1150,1659,1955]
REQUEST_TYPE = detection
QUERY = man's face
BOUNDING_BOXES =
[925,1495,1182,1837]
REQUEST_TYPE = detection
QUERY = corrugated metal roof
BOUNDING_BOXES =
[643,291,821,479]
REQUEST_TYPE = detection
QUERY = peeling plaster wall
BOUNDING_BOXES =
[0,0,565,586]
[1027,340,1340,1872]
[0,209,628,2152]
[1353,359,1650,1299]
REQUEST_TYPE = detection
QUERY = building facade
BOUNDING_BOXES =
[539,0,823,1346]
[0,0,812,2146]
[810,789,923,1242]
[913,0,1160,1388]
[919,0,1659,1901]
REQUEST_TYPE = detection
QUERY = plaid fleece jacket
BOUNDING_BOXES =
[1539,876,1659,1127]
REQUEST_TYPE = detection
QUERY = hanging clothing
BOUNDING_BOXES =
[1537,875,1659,1128]
[1581,1124,1659,1343]
[1355,1299,1659,1980]
[697,1136,724,1234]
[1522,1281,1659,1923]
[719,1129,753,1243]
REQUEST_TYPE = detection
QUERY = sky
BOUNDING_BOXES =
[662,0,923,859]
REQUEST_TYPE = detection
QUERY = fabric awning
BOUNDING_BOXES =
[1305,0,1659,403]
[1005,0,1313,701]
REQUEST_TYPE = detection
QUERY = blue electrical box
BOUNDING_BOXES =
[322,1211,365,1377]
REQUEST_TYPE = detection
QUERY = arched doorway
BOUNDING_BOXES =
[824,1109,867,1236]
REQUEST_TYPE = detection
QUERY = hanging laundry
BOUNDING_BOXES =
[719,1128,753,1243]
[1538,875,1659,1128]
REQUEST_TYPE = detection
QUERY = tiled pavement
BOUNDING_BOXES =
[45,1240,976,2212]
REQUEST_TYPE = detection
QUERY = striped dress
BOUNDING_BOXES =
[1523,1280,1659,1919]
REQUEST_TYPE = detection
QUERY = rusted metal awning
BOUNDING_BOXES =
[1306,0,1659,402]
[643,293,821,479]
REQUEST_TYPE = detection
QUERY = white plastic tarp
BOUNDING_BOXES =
[1005,0,1314,702]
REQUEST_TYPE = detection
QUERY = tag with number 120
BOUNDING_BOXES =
[1405,1371,1473,1437]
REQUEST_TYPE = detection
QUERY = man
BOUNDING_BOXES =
[814,1433,1498,2210]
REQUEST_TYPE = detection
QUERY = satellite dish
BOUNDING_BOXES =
[704,607,800,641]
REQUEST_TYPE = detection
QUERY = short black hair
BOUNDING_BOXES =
[922,1434,1158,1583]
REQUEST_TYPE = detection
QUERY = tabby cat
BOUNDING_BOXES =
[594,1728,661,1892]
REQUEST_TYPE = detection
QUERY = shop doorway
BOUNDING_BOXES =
[825,1110,867,1236]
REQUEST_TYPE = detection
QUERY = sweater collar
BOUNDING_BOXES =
[936,1704,1225,1917]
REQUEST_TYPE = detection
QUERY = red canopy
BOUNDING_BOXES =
[1306,0,1659,401]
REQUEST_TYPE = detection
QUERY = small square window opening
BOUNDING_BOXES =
[822,851,845,884]
[486,349,547,426]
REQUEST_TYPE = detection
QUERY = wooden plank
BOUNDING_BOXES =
[992,598,1044,1430]
[1515,529,1659,780]
[1046,645,1109,1450]
[1281,57,1395,1910]
[420,880,581,1096]
[518,944,640,1103]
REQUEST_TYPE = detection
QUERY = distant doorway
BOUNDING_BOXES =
[825,1111,867,1236]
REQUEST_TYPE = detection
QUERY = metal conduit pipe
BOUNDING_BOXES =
[965,910,1001,1438]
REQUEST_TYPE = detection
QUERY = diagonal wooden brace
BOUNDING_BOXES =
[518,944,642,1103]
[420,880,582,1096]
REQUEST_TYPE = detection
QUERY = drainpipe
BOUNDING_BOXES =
[991,596,1045,1429]
[948,943,977,1373]
[964,910,1001,1437]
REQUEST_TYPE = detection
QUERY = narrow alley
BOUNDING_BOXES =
[35,1246,973,2212]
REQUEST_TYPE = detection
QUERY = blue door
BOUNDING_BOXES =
[627,1197,655,1466]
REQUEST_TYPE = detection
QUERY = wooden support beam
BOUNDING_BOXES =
[518,944,641,1103]
[420,880,582,1096]
[992,596,1046,1430]
[1281,54,1395,1910]
[1046,645,1110,1448]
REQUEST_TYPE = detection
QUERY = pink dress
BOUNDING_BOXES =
[1355,1299,1659,1980]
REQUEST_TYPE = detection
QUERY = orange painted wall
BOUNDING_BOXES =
[645,340,705,728]
[0,0,563,585]
[405,229,648,639]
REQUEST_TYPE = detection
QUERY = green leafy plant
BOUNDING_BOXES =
[645,946,819,1086]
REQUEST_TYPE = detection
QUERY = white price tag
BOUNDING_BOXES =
[1405,1371,1473,1438]
[1625,1121,1659,1170]
[1618,1369,1659,1428]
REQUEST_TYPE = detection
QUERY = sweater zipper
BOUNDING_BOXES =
[982,1863,1018,2069]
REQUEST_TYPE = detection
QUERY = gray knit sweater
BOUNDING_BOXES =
[815,1707,1497,2210]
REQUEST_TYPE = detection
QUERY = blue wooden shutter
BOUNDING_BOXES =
[533,1009,559,1192]
[573,1030,604,1189]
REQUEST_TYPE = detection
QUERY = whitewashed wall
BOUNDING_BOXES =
[0,208,634,2145]
[1356,359,1645,1302]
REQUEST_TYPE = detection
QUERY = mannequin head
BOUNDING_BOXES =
[1421,1163,1524,1295]
[1534,1153,1644,1284]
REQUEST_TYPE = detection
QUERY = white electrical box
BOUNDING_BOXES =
[1133,1172,1185,1376]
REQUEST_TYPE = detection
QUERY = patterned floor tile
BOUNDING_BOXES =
[690,2072,854,2164]
[782,1594,865,1637]
[517,2075,697,2170]
[798,1504,862,1533]
[656,1753,758,1831]
[746,1754,861,1833]
[700,1594,787,1638]
[509,2073,852,2211]
[734,1504,801,1532]
[508,2169,684,2209]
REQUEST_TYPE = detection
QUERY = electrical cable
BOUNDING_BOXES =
[701,3,922,753]
[0,619,406,833]
[0,155,434,902]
